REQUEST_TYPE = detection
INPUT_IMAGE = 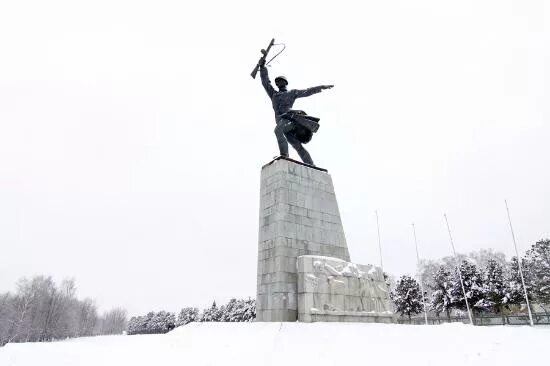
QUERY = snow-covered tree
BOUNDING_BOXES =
[391,275,423,319]
[0,276,126,344]
[147,311,176,334]
[418,259,440,298]
[127,311,175,335]
[220,299,238,322]
[383,272,396,293]
[127,314,149,335]
[477,259,506,313]
[525,239,550,312]
[441,254,468,272]
[468,249,507,271]
[176,307,199,327]
[429,266,453,319]
[504,256,533,309]
[221,299,256,322]
[100,308,127,335]
[199,301,225,322]
[126,316,140,335]
[450,261,484,313]
[239,298,256,322]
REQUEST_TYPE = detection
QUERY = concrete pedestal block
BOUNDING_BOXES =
[256,157,350,322]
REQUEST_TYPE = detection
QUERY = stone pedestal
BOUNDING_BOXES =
[256,157,350,322]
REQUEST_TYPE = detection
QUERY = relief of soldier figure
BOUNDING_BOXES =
[252,39,334,167]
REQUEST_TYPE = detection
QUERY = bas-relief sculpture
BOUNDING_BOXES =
[297,256,392,323]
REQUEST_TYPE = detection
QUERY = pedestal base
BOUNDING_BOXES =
[256,157,350,322]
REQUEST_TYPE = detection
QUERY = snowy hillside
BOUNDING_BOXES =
[1,322,548,366]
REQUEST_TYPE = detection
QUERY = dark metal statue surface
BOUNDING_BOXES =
[252,40,333,166]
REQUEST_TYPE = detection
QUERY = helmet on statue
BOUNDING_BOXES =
[274,76,288,86]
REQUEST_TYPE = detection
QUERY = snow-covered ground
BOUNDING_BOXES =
[1,322,548,366]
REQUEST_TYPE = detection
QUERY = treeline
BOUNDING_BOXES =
[391,239,550,319]
[127,298,255,335]
[0,276,127,346]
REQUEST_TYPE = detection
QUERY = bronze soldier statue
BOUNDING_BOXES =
[257,57,333,166]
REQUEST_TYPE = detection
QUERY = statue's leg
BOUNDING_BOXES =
[285,133,314,166]
[274,124,289,157]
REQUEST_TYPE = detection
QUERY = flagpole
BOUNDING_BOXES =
[412,223,429,325]
[443,214,474,325]
[505,200,534,326]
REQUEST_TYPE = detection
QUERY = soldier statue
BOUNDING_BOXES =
[257,57,333,166]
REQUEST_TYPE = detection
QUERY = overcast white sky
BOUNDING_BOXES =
[0,0,548,316]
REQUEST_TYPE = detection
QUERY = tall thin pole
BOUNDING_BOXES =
[443,214,474,325]
[505,200,534,326]
[412,223,429,325]
[375,210,384,272]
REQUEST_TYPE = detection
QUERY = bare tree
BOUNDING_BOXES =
[77,298,98,336]
[0,275,127,346]
[100,308,127,335]
[0,292,15,346]
[7,279,36,343]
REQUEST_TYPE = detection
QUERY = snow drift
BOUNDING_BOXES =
[0,322,548,366]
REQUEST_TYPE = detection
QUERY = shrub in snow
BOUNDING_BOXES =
[391,275,423,319]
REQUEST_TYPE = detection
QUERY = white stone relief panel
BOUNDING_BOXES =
[297,255,393,321]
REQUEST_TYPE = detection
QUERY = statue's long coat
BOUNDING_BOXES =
[260,66,321,143]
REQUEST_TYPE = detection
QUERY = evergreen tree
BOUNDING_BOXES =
[221,299,239,322]
[418,260,440,299]
[148,311,176,334]
[127,316,138,335]
[143,312,155,333]
[127,315,148,335]
[468,249,507,270]
[505,256,533,309]
[524,239,550,312]
[391,275,423,319]
[450,261,484,314]
[128,311,175,334]
[221,298,257,322]
[429,266,453,319]
[478,259,506,313]
[240,298,256,322]
[176,307,199,327]
[199,301,225,322]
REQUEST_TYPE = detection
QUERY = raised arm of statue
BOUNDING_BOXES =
[260,65,276,98]
[294,85,334,98]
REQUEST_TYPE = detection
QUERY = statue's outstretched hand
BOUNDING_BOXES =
[322,85,334,90]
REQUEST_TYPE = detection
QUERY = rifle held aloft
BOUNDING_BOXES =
[251,38,275,79]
